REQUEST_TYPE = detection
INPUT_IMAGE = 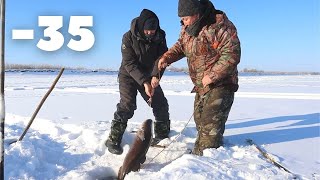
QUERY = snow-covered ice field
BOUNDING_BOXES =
[3,72,320,180]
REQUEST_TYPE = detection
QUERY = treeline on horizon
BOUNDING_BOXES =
[167,67,320,75]
[4,63,320,75]
[5,64,114,72]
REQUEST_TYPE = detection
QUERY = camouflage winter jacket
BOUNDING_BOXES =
[162,12,241,95]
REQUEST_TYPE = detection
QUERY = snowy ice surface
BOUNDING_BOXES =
[4,72,320,180]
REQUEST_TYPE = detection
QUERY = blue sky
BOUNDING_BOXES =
[5,0,320,72]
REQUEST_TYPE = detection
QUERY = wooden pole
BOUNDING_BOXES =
[0,0,5,179]
[17,68,65,142]
[246,139,297,177]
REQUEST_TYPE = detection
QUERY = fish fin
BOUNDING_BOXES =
[140,155,146,164]
[131,161,141,172]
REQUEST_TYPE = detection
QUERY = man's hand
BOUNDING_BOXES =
[144,82,154,97]
[158,57,168,70]
[202,75,213,87]
[151,76,160,88]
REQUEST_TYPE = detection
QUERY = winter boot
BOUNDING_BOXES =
[151,120,170,146]
[105,120,127,155]
[105,139,123,155]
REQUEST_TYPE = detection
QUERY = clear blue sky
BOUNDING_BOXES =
[5,0,320,72]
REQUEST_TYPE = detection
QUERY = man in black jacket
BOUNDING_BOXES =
[106,9,170,155]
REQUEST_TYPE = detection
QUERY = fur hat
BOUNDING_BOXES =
[178,0,200,17]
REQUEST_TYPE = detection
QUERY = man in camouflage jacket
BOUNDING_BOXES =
[158,0,241,155]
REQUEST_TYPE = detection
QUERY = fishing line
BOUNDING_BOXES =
[143,94,206,168]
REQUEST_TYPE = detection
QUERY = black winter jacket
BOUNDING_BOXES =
[119,11,168,86]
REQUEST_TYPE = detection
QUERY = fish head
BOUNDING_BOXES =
[142,119,153,129]
[137,119,153,141]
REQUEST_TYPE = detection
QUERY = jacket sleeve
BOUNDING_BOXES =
[151,37,168,79]
[162,38,186,65]
[207,24,241,84]
[121,33,149,86]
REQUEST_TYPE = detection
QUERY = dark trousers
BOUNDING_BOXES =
[114,74,169,123]
[108,75,170,143]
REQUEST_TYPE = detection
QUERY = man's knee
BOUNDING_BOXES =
[114,103,136,121]
[153,103,169,120]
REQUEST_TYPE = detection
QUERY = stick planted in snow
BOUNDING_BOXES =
[10,68,65,144]
[246,139,297,178]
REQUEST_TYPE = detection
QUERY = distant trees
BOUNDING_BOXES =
[167,66,320,75]
[167,66,189,72]
[4,64,319,75]
[242,68,264,73]
[5,64,113,72]
[5,64,63,70]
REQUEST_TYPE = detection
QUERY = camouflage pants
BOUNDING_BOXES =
[192,86,234,156]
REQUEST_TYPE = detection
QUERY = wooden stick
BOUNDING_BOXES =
[246,139,296,176]
[10,68,65,144]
